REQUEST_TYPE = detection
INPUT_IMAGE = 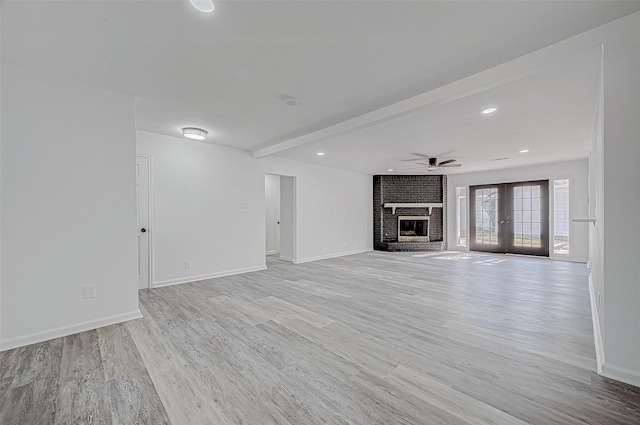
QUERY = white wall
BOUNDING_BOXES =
[1,65,139,350]
[262,156,373,263]
[588,55,605,369]
[137,130,373,285]
[0,2,4,343]
[137,131,266,286]
[598,15,640,385]
[447,159,589,262]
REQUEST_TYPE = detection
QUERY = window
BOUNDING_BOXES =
[553,179,570,255]
[456,187,467,246]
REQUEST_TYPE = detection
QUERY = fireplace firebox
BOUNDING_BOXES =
[398,216,430,242]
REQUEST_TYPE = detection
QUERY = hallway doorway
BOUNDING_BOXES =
[265,174,296,264]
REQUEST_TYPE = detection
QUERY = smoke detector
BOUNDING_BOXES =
[280,95,300,106]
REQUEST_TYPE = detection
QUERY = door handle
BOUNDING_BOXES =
[140,228,147,233]
[500,220,505,224]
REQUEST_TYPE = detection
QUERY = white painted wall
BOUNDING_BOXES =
[262,156,373,263]
[279,176,296,262]
[598,16,640,385]
[264,174,281,255]
[588,56,605,369]
[0,2,3,342]
[1,65,139,350]
[137,130,373,284]
[136,131,266,286]
[447,159,589,262]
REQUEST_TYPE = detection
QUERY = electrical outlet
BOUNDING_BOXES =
[83,285,96,299]
[185,261,191,269]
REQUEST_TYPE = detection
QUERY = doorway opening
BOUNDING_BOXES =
[469,180,550,256]
[264,174,296,266]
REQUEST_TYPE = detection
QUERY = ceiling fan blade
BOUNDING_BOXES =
[403,166,430,170]
[434,150,456,158]
[437,159,457,166]
[401,153,434,162]
[439,163,462,167]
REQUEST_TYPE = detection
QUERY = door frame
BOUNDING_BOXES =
[469,180,550,256]
[136,154,154,289]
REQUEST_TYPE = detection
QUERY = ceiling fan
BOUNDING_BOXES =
[402,153,463,171]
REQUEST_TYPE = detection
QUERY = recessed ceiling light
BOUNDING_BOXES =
[316,152,325,156]
[387,168,394,172]
[190,0,215,13]
[519,149,530,153]
[182,127,208,140]
[482,107,497,114]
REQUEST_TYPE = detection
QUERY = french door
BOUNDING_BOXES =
[469,180,549,256]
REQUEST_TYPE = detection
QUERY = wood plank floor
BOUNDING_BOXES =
[2,251,640,424]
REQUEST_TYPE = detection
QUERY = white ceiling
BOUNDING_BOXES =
[4,1,640,174]
[275,48,602,174]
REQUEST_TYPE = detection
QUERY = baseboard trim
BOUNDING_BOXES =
[294,248,372,264]
[0,310,142,352]
[602,363,640,388]
[153,265,267,288]
[552,256,588,263]
[588,274,605,373]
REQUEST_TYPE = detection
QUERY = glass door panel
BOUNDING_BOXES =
[475,187,499,246]
[469,185,503,253]
[508,181,549,256]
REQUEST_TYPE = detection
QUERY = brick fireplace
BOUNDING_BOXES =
[373,175,447,252]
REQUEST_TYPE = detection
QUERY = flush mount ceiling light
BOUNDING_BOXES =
[482,107,497,114]
[520,149,530,153]
[190,0,215,13]
[316,152,325,156]
[387,168,394,172]
[182,127,208,140]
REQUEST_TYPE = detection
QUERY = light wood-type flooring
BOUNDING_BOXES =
[2,251,640,424]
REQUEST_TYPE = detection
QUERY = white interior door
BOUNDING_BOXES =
[275,179,281,253]
[265,174,281,255]
[279,176,296,262]
[136,156,150,289]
